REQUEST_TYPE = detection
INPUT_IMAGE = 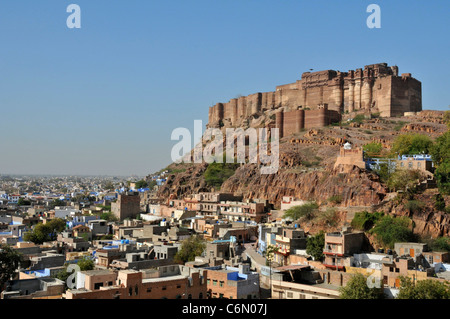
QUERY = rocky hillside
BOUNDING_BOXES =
[152,110,449,238]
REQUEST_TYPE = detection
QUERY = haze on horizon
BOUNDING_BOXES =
[0,1,449,176]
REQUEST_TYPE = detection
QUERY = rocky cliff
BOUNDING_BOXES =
[153,110,448,238]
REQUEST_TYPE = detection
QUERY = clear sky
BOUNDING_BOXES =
[0,0,449,176]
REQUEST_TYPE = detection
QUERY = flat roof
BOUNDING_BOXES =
[275,265,310,271]
[142,275,186,283]
[81,269,115,276]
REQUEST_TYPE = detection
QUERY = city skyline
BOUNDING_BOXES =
[0,0,449,176]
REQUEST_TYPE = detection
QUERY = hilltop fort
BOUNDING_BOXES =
[208,63,422,137]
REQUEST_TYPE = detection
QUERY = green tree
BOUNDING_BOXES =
[264,245,279,267]
[352,114,366,124]
[100,211,118,222]
[370,216,415,249]
[18,198,31,206]
[391,133,433,157]
[49,198,66,208]
[444,110,450,127]
[306,231,325,261]
[134,179,148,189]
[428,237,450,252]
[173,235,206,264]
[363,142,383,158]
[77,257,94,271]
[339,273,385,299]
[373,162,392,184]
[434,193,446,211]
[55,257,95,288]
[396,276,450,299]
[0,244,23,290]
[431,131,450,194]
[283,202,319,221]
[204,161,239,188]
[387,169,424,195]
[351,211,384,231]
[23,218,67,244]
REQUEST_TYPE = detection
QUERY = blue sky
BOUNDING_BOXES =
[0,0,449,176]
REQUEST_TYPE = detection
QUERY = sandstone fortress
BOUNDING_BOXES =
[208,63,422,137]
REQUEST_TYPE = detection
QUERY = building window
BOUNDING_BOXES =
[147,288,152,293]
[219,281,224,287]
[135,285,139,296]
[177,285,181,289]
[162,286,167,290]
[129,287,132,296]
[287,292,293,298]
[199,293,203,299]
[94,282,104,290]
[207,279,210,285]
[299,294,305,299]
[213,280,217,286]
[395,268,400,273]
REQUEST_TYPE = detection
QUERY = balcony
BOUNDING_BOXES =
[323,263,345,271]
[323,249,344,256]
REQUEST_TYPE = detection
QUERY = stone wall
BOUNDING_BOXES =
[208,63,421,134]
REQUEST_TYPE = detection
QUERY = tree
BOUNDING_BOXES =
[306,231,325,261]
[264,245,279,267]
[100,211,118,222]
[370,216,415,249]
[431,131,450,195]
[77,257,94,271]
[55,257,95,289]
[428,237,450,252]
[204,162,239,188]
[391,133,433,156]
[283,202,319,221]
[23,218,67,244]
[50,198,66,208]
[434,193,446,211]
[173,235,206,264]
[339,273,385,299]
[134,180,148,189]
[0,244,23,290]
[363,142,383,158]
[386,169,424,195]
[351,211,384,231]
[373,162,392,184]
[396,276,450,299]
[18,198,31,206]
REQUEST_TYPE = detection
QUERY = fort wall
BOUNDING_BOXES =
[207,63,421,137]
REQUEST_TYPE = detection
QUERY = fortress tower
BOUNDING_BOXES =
[208,63,422,137]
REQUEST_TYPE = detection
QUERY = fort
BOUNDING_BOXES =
[207,63,422,138]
